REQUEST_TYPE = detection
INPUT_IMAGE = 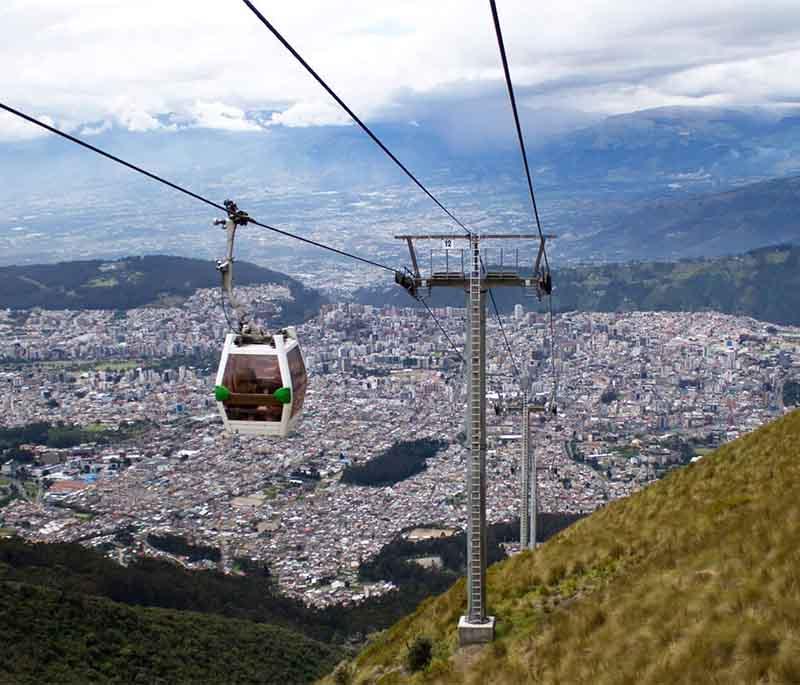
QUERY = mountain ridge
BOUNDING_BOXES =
[356,243,800,326]
[0,579,340,684]
[581,174,800,261]
[0,254,326,324]
[5,106,800,266]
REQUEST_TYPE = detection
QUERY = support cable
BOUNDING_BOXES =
[488,0,549,271]
[240,0,472,236]
[488,289,521,382]
[0,102,401,275]
[480,255,522,389]
[1,103,221,213]
[420,298,465,363]
[248,217,399,272]
[547,294,560,408]
[219,284,236,333]
[488,1,563,413]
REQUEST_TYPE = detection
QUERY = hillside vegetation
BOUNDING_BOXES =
[333,410,800,684]
[341,439,449,487]
[0,581,339,684]
[0,255,325,323]
[0,539,406,644]
[549,243,800,325]
[0,526,524,648]
[357,244,800,326]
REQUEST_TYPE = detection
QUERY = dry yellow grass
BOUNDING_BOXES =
[322,409,800,685]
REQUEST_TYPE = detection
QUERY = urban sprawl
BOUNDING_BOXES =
[2,287,799,606]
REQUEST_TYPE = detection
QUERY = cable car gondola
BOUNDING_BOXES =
[215,329,306,437]
[211,201,307,438]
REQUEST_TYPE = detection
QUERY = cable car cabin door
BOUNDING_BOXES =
[215,333,302,437]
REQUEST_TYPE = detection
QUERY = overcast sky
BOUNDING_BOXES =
[2,0,800,141]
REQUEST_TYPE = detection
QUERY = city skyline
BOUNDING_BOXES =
[2,291,798,605]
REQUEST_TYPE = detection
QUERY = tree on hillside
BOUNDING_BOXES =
[784,380,800,407]
[406,636,433,672]
[601,388,620,404]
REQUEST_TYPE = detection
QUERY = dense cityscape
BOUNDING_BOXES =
[4,0,800,681]
[2,284,798,606]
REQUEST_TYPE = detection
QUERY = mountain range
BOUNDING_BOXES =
[539,106,800,193]
[580,174,800,261]
[4,106,800,268]
[7,105,800,195]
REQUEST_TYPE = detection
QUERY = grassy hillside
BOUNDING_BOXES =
[356,244,800,326]
[334,410,800,684]
[0,254,325,323]
[1,581,339,684]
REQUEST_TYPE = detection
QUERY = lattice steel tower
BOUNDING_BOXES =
[397,232,552,645]
[519,398,543,550]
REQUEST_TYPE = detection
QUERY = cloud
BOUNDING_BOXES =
[79,120,112,136]
[265,101,351,128]
[2,0,800,139]
[190,102,262,132]
[0,110,56,142]
[115,109,162,133]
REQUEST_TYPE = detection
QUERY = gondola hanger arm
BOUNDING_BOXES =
[215,200,252,333]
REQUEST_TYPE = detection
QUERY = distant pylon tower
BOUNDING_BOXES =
[396,230,554,646]
[519,391,532,549]
[518,372,546,551]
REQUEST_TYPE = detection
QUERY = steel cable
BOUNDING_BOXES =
[0,102,401,274]
[241,0,472,236]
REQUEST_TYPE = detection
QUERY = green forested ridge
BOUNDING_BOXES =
[784,380,800,407]
[0,532,492,648]
[547,243,800,325]
[146,532,222,563]
[332,410,800,684]
[0,580,339,685]
[356,244,800,326]
[0,515,583,683]
[7,246,800,326]
[0,420,150,452]
[0,539,366,643]
[0,254,326,323]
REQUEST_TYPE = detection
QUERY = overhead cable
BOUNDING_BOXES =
[489,1,562,412]
[547,294,559,406]
[488,0,549,270]
[248,217,399,273]
[1,103,223,214]
[488,289,521,382]
[420,298,465,363]
[0,102,400,274]
[240,0,472,236]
